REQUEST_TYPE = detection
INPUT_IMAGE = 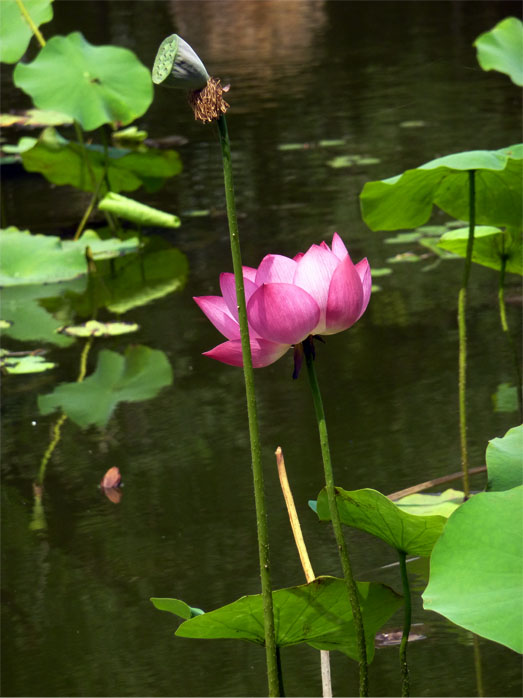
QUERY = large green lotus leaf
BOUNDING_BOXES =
[314,487,447,556]
[0,228,139,286]
[486,425,523,492]
[0,0,53,64]
[438,226,522,275]
[423,487,523,653]
[474,17,523,86]
[20,127,182,194]
[393,489,464,518]
[360,145,523,230]
[14,32,153,130]
[38,345,173,428]
[156,577,402,662]
[1,281,82,346]
[98,192,180,228]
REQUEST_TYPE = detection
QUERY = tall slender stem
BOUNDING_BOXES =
[458,170,476,500]
[216,114,279,697]
[15,0,46,47]
[497,249,523,421]
[398,550,411,697]
[303,338,369,696]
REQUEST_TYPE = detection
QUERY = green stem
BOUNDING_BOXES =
[303,338,369,697]
[497,249,523,421]
[472,633,484,698]
[216,114,279,697]
[15,0,46,47]
[458,170,476,500]
[398,550,411,697]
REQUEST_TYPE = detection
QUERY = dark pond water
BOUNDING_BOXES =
[2,1,522,696]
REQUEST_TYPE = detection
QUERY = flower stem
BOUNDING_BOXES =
[15,0,46,47]
[497,248,523,421]
[398,550,411,697]
[458,170,476,500]
[216,114,279,697]
[303,337,369,696]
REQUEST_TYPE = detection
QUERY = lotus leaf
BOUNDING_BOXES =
[20,127,182,194]
[474,17,523,86]
[153,576,402,663]
[423,486,523,653]
[1,353,56,374]
[438,226,522,275]
[14,32,153,130]
[98,193,180,228]
[312,487,448,556]
[38,345,173,428]
[0,0,53,64]
[360,144,523,230]
[486,424,523,492]
[58,321,139,338]
[393,489,464,518]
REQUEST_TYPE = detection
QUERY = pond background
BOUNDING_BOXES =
[2,1,522,696]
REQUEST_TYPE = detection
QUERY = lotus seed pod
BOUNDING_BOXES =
[152,34,210,89]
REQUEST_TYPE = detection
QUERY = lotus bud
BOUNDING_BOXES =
[152,34,229,124]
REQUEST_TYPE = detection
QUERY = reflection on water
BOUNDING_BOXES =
[2,1,522,697]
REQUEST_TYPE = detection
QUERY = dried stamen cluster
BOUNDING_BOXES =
[188,78,230,123]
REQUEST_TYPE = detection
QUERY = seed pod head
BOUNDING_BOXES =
[152,34,210,90]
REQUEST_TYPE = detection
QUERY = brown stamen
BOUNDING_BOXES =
[188,77,230,123]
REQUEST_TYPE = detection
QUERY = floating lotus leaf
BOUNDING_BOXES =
[20,127,182,194]
[0,0,53,64]
[38,345,173,428]
[98,193,180,228]
[0,352,55,374]
[360,145,523,230]
[1,282,79,347]
[14,32,153,130]
[0,227,139,286]
[423,486,523,653]
[0,109,72,128]
[312,487,448,556]
[438,226,522,275]
[486,424,523,492]
[474,17,523,86]
[152,576,402,663]
[58,320,139,338]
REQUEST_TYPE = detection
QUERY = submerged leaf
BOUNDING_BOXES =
[492,383,519,413]
[38,345,173,428]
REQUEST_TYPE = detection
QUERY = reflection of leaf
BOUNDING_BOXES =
[492,383,519,414]
[438,226,522,275]
[38,345,173,428]
[14,32,153,130]
[313,487,448,556]
[486,424,523,492]
[21,127,182,194]
[59,320,139,338]
[154,577,402,663]
[98,192,180,228]
[423,486,523,653]
[361,145,523,230]
[474,17,523,86]
[0,0,53,64]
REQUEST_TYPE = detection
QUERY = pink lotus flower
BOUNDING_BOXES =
[194,233,371,368]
